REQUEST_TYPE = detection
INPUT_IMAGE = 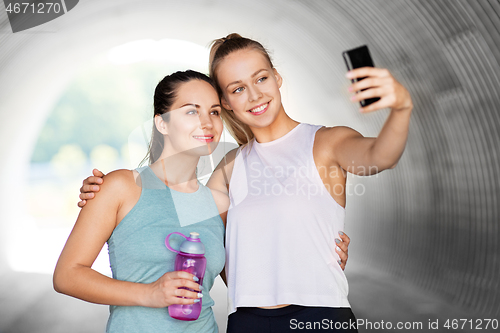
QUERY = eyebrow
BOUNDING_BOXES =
[180,103,221,109]
[225,69,268,90]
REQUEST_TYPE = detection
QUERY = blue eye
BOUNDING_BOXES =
[233,87,244,93]
[258,77,267,83]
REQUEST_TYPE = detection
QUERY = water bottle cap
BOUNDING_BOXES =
[188,232,200,239]
[180,233,205,255]
[165,232,205,255]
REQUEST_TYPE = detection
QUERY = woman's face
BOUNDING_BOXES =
[216,48,283,130]
[162,79,223,156]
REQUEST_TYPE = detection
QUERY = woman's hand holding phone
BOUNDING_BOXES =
[343,45,412,113]
[346,67,413,113]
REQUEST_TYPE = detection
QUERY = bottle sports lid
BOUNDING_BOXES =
[165,232,205,255]
[180,232,205,255]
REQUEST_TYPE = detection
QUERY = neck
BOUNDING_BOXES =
[250,105,300,143]
[150,147,199,191]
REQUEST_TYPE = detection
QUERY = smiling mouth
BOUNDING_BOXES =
[248,102,269,115]
[193,135,214,143]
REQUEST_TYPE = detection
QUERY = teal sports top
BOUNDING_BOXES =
[106,166,225,333]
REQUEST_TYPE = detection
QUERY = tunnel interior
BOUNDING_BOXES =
[0,0,499,332]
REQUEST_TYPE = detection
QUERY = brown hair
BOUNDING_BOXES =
[209,33,274,146]
[141,70,216,166]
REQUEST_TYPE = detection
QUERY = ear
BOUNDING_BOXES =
[273,68,283,88]
[154,114,168,135]
[221,95,232,111]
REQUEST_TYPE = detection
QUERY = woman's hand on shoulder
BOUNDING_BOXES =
[82,169,134,207]
[347,67,413,113]
[78,168,105,208]
[144,271,203,308]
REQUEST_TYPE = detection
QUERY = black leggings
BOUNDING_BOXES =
[227,305,358,332]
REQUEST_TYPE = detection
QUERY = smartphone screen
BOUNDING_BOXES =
[342,45,380,107]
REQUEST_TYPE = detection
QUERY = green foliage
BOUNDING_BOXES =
[31,61,181,163]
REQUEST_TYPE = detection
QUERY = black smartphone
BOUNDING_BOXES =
[342,45,380,107]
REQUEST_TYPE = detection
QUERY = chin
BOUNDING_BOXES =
[247,114,277,129]
[190,142,219,156]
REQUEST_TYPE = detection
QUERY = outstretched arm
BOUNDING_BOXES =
[319,67,413,175]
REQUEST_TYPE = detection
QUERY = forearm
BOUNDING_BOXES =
[54,265,149,307]
[369,106,412,170]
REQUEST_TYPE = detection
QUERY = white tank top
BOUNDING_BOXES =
[226,123,350,314]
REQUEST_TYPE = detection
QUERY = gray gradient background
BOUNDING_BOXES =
[0,0,499,332]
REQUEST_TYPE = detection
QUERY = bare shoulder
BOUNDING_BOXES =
[101,169,137,188]
[95,169,142,224]
[314,126,364,164]
[80,170,134,212]
[219,147,239,171]
[316,126,363,144]
[220,147,240,183]
[207,147,240,194]
[95,169,141,199]
[209,188,230,215]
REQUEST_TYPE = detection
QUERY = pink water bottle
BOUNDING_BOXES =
[165,232,207,321]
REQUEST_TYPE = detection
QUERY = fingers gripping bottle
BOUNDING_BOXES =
[165,232,207,321]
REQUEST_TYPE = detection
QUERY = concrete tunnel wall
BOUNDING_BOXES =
[0,0,499,329]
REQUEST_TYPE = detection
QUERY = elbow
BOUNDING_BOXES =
[376,152,401,171]
[53,270,64,294]
[382,160,398,171]
[371,159,398,174]
[53,267,70,295]
[389,153,405,169]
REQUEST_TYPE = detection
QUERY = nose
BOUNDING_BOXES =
[247,85,263,102]
[199,113,213,130]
